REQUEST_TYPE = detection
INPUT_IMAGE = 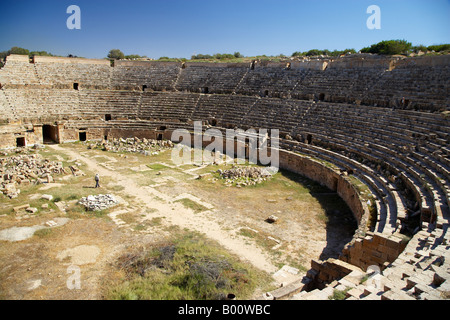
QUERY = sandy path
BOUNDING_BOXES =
[49,145,279,274]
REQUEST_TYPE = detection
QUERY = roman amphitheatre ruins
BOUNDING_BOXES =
[0,52,449,300]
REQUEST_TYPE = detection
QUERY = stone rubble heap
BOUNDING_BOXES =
[88,137,174,155]
[217,166,273,187]
[0,145,45,157]
[78,194,119,211]
[0,153,72,199]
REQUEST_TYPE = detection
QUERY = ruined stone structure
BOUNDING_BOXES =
[0,53,449,299]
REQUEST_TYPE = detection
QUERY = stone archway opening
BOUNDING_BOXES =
[42,125,59,144]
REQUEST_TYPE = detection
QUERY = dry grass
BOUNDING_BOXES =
[103,231,274,300]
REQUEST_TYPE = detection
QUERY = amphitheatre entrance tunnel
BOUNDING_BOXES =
[42,124,59,144]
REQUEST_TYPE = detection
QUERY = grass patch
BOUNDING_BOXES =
[118,212,139,225]
[103,231,271,300]
[174,198,208,213]
[328,287,351,300]
[109,185,126,192]
[33,228,53,238]
[65,202,118,221]
[135,217,164,231]
[134,224,147,231]
[65,203,86,219]
[147,163,170,171]
[237,227,280,252]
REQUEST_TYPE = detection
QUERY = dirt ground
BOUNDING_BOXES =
[0,143,356,300]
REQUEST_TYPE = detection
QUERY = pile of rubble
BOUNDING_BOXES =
[0,144,47,156]
[87,137,174,156]
[0,153,74,199]
[78,194,119,211]
[217,166,273,187]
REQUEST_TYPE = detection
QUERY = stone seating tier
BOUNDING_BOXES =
[0,54,449,300]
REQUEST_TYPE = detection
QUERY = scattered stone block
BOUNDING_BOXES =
[25,207,38,214]
[41,194,53,201]
[45,220,57,227]
[266,215,279,224]
[13,204,30,212]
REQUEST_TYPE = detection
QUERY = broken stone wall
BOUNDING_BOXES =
[326,54,395,70]
[33,55,111,66]
[340,232,407,271]
[279,149,368,229]
[0,125,43,148]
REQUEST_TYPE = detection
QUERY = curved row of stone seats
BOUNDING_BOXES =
[189,94,447,179]
[193,94,257,124]
[319,105,449,214]
[111,61,181,90]
[315,145,402,235]
[292,69,365,100]
[1,88,80,121]
[1,84,445,223]
[293,101,448,182]
[0,59,448,219]
[2,54,448,112]
[63,119,190,134]
[0,55,40,86]
[184,95,448,235]
[207,116,401,236]
[177,96,402,235]
[369,64,450,111]
[0,89,17,122]
[292,136,405,235]
[78,90,141,119]
[281,139,400,235]
[234,67,307,96]
[33,56,111,87]
[139,91,199,120]
[60,117,450,284]
[309,129,433,225]
[228,57,449,112]
[290,106,446,227]
[175,64,248,94]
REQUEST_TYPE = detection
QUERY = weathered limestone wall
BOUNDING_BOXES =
[393,54,450,68]
[291,60,328,70]
[327,54,395,70]
[256,60,327,70]
[0,124,42,148]
[278,149,369,232]
[340,232,407,271]
[59,125,173,144]
[309,258,363,290]
[183,62,248,68]
[279,149,340,191]
[33,56,110,65]
[114,59,328,71]
[105,128,170,141]
[336,176,369,232]
[5,54,30,62]
[114,60,181,68]
[60,127,104,142]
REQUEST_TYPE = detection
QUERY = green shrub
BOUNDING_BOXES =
[360,40,412,55]
[427,44,450,52]
[105,232,269,300]
[329,288,351,300]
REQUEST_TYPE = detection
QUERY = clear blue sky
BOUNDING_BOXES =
[0,0,449,59]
